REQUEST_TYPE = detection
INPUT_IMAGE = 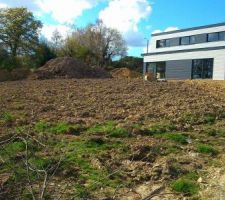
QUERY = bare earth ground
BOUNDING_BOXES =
[0,79,225,199]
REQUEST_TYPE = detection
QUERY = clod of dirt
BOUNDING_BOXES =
[111,67,141,79]
[30,57,111,79]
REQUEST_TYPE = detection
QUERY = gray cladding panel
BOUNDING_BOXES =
[166,60,192,80]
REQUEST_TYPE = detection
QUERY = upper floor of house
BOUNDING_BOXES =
[149,22,225,54]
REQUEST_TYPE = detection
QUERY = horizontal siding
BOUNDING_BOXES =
[166,60,192,80]
[144,49,225,80]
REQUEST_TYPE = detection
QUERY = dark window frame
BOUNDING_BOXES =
[207,32,219,42]
[191,58,214,79]
[156,31,225,48]
[180,36,190,45]
[219,32,225,41]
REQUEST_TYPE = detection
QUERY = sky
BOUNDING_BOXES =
[0,0,225,57]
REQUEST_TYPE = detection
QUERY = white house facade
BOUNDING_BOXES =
[143,23,225,80]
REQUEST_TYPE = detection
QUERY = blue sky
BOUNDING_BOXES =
[0,0,225,57]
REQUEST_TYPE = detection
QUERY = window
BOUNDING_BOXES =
[191,34,207,44]
[146,62,166,79]
[207,33,219,42]
[156,40,166,48]
[180,36,190,45]
[219,32,225,40]
[165,39,170,47]
[192,59,213,79]
[156,62,166,79]
[190,36,197,44]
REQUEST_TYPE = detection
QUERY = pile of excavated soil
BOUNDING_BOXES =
[111,67,141,79]
[30,57,111,79]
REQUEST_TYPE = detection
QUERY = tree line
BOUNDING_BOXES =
[0,7,142,71]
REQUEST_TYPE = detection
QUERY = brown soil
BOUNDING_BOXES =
[1,79,225,126]
[1,79,225,199]
[30,57,111,80]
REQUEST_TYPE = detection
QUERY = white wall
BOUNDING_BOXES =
[144,49,225,80]
[150,25,225,53]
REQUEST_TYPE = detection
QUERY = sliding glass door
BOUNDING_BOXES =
[192,59,213,79]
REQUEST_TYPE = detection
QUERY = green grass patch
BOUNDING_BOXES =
[0,141,25,158]
[29,157,53,169]
[196,144,218,155]
[203,114,216,125]
[144,123,176,135]
[171,178,199,196]
[163,133,188,144]
[35,121,84,135]
[0,112,14,125]
[87,121,130,138]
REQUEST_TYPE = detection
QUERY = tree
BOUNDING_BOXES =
[68,20,127,67]
[32,40,56,68]
[0,7,42,57]
[50,29,63,56]
[112,56,143,72]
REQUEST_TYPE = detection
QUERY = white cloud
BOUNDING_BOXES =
[152,29,162,34]
[35,0,99,23]
[0,3,8,8]
[152,26,179,34]
[164,26,179,32]
[41,24,72,40]
[99,0,152,33]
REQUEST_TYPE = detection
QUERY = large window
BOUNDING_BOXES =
[219,32,225,40]
[180,36,190,45]
[207,33,219,42]
[156,40,166,48]
[156,31,225,48]
[157,39,170,48]
[146,62,166,79]
[192,59,213,79]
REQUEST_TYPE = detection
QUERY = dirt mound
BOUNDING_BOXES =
[30,57,111,79]
[111,67,141,79]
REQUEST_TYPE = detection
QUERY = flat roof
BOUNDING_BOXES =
[152,22,225,36]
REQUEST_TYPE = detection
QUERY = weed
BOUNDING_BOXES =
[196,144,218,155]
[171,178,199,196]
[29,157,53,169]
[205,128,225,137]
[87,121,130,138]
[50,122,71,134]
[0,112,14,125]
[203,114,216,125]
[0,141,25,158]
[35,121,50,132]
[147,123,176,135]
[35,121,84,135]
[164,133,188,144]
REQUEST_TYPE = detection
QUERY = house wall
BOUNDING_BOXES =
[149,24,225,53]
[144,49,225,80]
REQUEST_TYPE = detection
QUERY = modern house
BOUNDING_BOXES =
[142,23,225,80]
